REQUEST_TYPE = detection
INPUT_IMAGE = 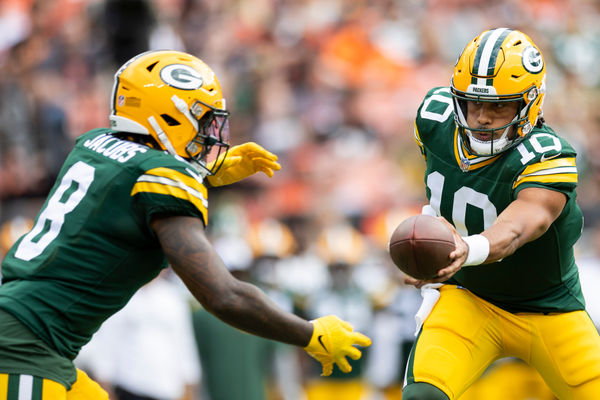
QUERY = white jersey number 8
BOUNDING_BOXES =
[15,161,95,261]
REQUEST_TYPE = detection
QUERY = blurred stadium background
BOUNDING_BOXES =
[1,0,599,399]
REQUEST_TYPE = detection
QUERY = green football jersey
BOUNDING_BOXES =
[0,128,209,360]
[414,87,584,313]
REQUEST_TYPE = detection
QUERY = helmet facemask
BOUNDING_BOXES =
[451,87,539,156]
[186,99,230,175]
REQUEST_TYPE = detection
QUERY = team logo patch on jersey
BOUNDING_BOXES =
[160,64,204,90]
[522,46,543,74]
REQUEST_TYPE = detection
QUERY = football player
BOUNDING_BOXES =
[0,50,371,399]
[403,28,600,399]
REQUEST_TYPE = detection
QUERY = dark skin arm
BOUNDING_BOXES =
[151,215,313,347]
[405,187,567,287]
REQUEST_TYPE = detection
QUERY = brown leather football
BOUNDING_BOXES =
[388,215,455,280]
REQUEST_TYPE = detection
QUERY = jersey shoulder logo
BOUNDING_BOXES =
[540,152,561,162]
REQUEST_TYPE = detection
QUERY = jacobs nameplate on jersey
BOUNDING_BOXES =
[83,133,148,163]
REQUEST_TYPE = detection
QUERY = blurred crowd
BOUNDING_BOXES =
[1,0,600,399]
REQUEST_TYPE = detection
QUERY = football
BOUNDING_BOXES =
[388,215,455,280]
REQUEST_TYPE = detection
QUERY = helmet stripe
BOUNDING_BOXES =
[471,30,493,81]
[471,28,511,86]
[485,29,511,77]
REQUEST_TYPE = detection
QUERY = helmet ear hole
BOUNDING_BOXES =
[160,114,181,126]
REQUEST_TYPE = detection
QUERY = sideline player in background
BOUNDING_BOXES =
[403,28,600,399]
[0,50,371,399]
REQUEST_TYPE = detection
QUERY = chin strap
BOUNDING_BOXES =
[467,126,511,155]
[147,116,177,156]
[170,94,212,170]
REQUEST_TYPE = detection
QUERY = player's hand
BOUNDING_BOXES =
[206,142,281,187]
[304,315,372,377]
[436,217,468,279]
[404,217,468,287]
[403,274,427,289]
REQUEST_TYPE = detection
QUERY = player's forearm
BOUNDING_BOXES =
[481,197,557,262]
[175,256,312,346]
[153,215,313,347]
[208,279,313,347]
[175,258,312,346]
[481,221,525,262]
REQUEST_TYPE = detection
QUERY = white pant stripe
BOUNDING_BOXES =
[18,375,33,400]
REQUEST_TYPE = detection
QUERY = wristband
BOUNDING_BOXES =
[462,234,490,266]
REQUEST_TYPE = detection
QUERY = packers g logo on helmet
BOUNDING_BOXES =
[522,46,544,74]
[450,28,547,156]
[109,50,230,175]
[160,64,204,90]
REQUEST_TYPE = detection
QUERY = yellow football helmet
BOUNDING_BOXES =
[451,28,546,155]
[110,50,230,174]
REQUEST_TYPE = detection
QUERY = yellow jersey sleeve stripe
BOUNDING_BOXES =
[513,173,577,189]
[514,157,578,188]
[132,176,208,208]
[517,166,577,179]
[131,181,208,223]
[143,167,207,198]
[520,157,576,176]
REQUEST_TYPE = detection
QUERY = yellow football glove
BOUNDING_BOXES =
[206,142,281,187]
[304,315,372,377]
